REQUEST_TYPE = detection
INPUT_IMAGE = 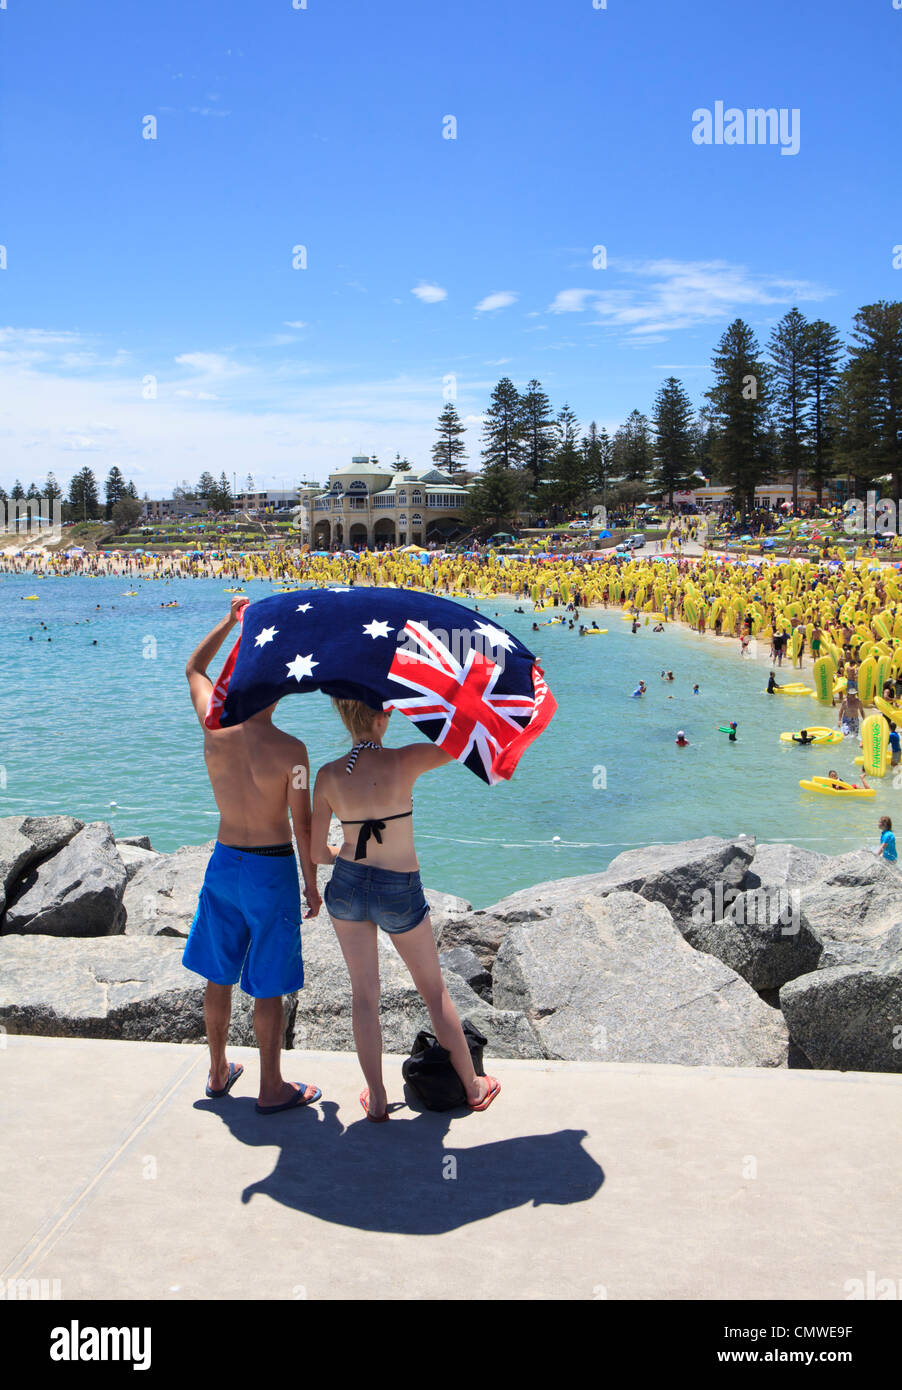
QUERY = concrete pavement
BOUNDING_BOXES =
[1,1034,899,1300]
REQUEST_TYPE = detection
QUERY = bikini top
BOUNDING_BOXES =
[340,742,412,861]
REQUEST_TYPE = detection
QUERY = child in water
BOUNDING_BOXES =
[876,816,897,863]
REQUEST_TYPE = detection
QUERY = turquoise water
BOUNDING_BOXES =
[1,572,892,907]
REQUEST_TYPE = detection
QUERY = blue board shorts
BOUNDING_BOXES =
[324,857,430,934]
[182,842,304,998]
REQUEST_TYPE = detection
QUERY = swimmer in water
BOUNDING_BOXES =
[675,730,689,747]
[692,684,700,695]
[631,680,647,698]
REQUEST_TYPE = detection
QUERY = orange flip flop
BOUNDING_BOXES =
[469,1076,501,1111]
[360,1088,390,1123]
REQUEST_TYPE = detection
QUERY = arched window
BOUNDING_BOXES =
[412,512,422,526]
[397,491,407,504]
[411,490,422,505]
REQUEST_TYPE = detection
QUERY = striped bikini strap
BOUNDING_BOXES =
[346,741,381,774]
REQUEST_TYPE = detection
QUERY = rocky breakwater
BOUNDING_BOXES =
[1,819,900,1073]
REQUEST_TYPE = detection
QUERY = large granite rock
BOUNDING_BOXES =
[116,843,163,883]
[3,822,127,937]
[435,910,513,970]
[743,842,830,892]
[0,814,84,916]
[291,917,543,1058]
[0,821,35,917]
[439,946,492,1001]
[817,923,902,972]
[436,836,757,969]
[116,835,154,851]
[796,852,902,943]
[686,889,824,991]
[779,953,902,1072]
[0,935,294,1047]
[123,842,215,936]
[492,890,788,1066]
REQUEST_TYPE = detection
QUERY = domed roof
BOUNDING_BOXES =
[331,460,394,477]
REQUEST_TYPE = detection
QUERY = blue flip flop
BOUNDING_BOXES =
[255,1083,322,1115]
[205,1061,244,1099]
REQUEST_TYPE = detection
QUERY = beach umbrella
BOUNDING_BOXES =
[205,587,557,785]
[597,529,612,538]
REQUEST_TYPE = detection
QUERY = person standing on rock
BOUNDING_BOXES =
[182,597,323,1115]
[310,699,500,1122]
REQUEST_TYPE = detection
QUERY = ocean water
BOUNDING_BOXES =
[1,572,891,907]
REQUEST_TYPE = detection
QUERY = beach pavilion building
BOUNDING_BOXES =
[296,457,471,550]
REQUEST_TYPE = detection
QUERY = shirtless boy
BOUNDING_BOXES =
[182,598,322,1114]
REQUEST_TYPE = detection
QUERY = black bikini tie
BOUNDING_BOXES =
[348,810,412,861]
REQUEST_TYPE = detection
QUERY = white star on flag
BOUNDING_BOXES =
[362,619,394,639]
[296,603,312,613]
[473,621,516,652]
[254,626,278,647]
[286,653,318,681]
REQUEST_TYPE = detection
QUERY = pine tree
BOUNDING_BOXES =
[212,471,233,512]
[26,481,41,499]
[464,465,525,535]
[44,472,63,503]
[104,466,128,519]
[838,301,902,500]
[68,467,100,521]
[196,471,216,500]
[481,377,524,470]
[547,405,585,515]
[804,319,843,505]
[517,379,556,487]
[11,480,25,500]
[690,407,717,483]
[612,409,652,485]
[768,308,812,510]
[652,377,695,506]
[705,319,771,512]
[432,402,467,475]
[392,452,412,473]
[580,421,610,511]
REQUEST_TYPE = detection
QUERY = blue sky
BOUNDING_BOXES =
[1,0,899,496]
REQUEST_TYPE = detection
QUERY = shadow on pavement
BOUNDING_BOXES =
[194,1091,604,1234]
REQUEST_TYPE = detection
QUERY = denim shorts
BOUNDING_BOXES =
[324,857,430,934]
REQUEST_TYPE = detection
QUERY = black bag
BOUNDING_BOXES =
[402,1020,487,1111]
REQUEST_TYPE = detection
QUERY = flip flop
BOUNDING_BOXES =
[468,1076,501,1111]
[360,1088,390,1123]
[205,1061,244,1099]
[255,1083,322,1115]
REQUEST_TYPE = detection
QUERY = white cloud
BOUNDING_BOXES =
[283,320,307,329]
[475,291,518,313]
[547,260,832,338]
[411,283,447,304]
[174,351,242,377]
[548,289,595,314]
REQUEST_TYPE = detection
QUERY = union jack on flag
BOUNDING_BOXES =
[206,586,556,784]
